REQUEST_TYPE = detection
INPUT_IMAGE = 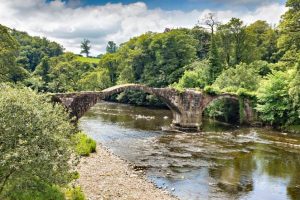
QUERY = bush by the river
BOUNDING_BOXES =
[72,132,96,156]
[65,186,86,200]
[0,84,75,199]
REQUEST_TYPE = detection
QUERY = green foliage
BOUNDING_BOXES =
[237,88,257,100]
[72,132,96,156]
[204,85,220,95]
[47,53,95,92]
[106,41,118,54]
[0,25,27,82]
[117,65,135,84]
[245,20,279,63]
[0,84,74,197]
[65,187,86,200]
[98,53,119,84]
[208,38,222,84]
[289,63,300,110]
[142,29,198,87]
[256,69,299,126]
[248,60,272,76]
[5,180,65,200]
[216,18,247,66]
[190,26,210,59]
[213,63,261,92]
[22,52,95,92]
[11,28,63,72]
[172,60,210,89]
[79,68,112,91]
[278,0,300,61]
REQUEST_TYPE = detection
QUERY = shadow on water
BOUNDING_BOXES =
[79,101,300,200]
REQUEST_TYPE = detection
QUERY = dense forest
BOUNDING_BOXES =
[0,0,299,199]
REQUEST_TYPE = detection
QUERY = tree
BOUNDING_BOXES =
[11,29,63,72]
[202,13,219,36]
[106,41,118,53]
[142,29,197,87]
[217,18,247,66]
[98,53,119,84]
[277,0,300,61]
[208,38,222,84]
[213,63,261,92]
[288,61,300,116]
[256,69,299,126]
[117,65,135,84]
[245,20,278,63]
[80,39,91,57]
[190,26,210,59]
[0,84,74,198]
[201,13,223,83]
[45,53,95,92]
[217,24,233,66]
[228,18,247,65]
[248,60,272,77]
[172,60,210,89]
[0,25,20,82]
[79,68,112,91]
[34,56,50,83]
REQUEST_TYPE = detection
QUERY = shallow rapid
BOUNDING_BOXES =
[79,102,300,200]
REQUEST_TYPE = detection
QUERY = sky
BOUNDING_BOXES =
[0,0,287,55]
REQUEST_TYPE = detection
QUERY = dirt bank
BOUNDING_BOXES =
[76,143,177,200]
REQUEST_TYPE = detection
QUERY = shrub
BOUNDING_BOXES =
[204,86,220,96]
[65,186,86,200]
[72,132,96,156]
[171,60,210,90]
[0,84,74,197]
[256,69,299,126]
[213,63,261,92]
[237,88,257,100]
[6,180,65,200]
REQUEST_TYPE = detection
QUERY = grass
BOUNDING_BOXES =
[72,132,96,156]
[76,56,100,64]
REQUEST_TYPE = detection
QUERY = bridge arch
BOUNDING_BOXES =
[101,84,181,114]
[202,94,255,124]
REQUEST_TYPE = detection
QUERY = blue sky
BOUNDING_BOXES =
[1,0,287,55]
[69,0,286,11]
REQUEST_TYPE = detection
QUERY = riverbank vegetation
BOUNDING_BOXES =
[72,132,97,156]
[0,84,84,199]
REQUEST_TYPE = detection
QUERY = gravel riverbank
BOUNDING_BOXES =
[76,143,178,200]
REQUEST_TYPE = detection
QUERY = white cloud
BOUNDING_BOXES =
[0,0,287,55]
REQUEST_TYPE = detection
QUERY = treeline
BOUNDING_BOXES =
[1,0,299,129]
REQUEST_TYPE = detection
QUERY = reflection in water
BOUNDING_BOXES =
[79,102,300,200]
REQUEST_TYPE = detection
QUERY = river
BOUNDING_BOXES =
[79,101,300,200]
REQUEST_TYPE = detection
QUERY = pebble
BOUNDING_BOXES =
[129,174,138,178]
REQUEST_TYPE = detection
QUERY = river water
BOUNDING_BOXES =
[79,101,300,200]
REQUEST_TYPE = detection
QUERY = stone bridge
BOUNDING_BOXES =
[51,84,255,130]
